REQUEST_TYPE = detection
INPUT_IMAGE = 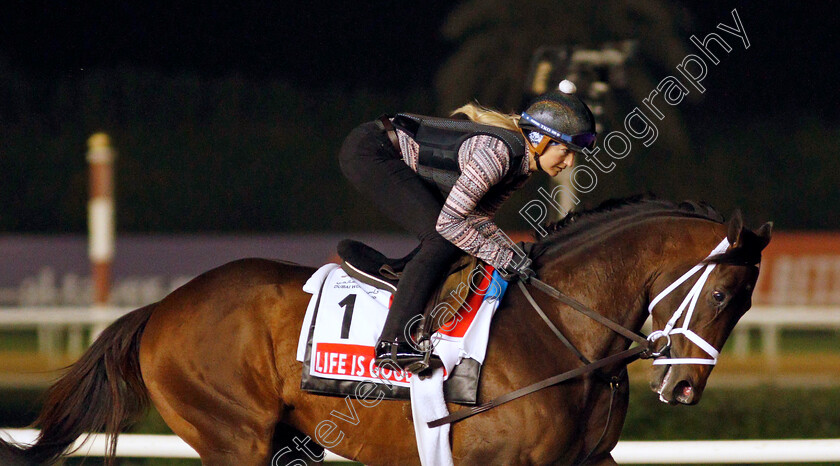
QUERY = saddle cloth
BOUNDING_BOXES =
[296,263,508,404]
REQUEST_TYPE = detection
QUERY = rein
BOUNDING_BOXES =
[527,278,649,348]
[428,238,729,429]
[427,278,652,429]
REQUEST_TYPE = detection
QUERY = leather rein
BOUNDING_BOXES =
[427,276,655,429]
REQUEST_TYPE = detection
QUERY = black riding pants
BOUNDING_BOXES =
[338,121,461,341]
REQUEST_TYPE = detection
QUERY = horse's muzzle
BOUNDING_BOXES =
[650,363,700,405]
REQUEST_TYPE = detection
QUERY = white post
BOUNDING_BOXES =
[37,325,60,361]
[761,323,779,365]
[732,327,750,357]
[86,133,116,351]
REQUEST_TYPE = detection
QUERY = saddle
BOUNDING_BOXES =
[337,239,478,337]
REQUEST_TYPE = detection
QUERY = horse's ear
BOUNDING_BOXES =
[755,221,773,251]
[727,210,744,247]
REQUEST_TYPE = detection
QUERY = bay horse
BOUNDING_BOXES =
[1,197,771,465]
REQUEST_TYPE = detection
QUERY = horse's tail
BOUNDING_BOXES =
[0,304,155,465]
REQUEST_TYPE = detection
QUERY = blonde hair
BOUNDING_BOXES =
[450,102,521,132]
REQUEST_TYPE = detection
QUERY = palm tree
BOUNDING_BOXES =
[435,0,698,168]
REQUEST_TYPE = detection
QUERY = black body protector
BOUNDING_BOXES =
[392,113,527,198]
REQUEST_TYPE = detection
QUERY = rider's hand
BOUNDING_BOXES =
[499,258,536,283]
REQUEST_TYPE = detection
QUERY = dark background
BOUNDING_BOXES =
[1,0,838,233]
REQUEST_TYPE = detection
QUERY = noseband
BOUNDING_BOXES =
[647,238,730,366]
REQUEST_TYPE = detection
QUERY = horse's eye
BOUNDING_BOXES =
[712,290,726,303]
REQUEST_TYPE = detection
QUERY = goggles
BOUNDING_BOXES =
[520,112,597,151]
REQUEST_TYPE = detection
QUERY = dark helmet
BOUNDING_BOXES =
[519,80,597,152]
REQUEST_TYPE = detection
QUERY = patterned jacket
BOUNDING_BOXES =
[395,126,532,269]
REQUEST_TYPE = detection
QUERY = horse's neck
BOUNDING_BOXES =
[541,217,722,358]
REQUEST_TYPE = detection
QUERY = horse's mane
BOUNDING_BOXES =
[529,194,725,260]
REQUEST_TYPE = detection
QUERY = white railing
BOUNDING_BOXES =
[1,308,838,462]
[636,304,840,362]
[2,429,839,463]
[0,306,133,356]
[730,305,840,360]
[0,307,133,326]
[612,439,840,463]
[1,305,838,360]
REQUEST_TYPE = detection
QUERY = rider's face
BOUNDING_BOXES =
[539,143,575,176]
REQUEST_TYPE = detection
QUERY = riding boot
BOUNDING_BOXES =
[375,235,460,373]
[374,301,442,374]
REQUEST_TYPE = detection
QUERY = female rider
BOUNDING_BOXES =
[338,80,597,373]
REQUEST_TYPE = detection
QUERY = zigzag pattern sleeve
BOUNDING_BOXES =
[395,127,419,170]
[473,159,530,232]
[435,135,520,270]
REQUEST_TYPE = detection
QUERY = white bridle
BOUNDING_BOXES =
[647,238,731,366]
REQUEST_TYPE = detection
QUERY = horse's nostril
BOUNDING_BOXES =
[674,380,694,404]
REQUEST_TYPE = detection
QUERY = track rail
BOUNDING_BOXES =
[2,429,840,463]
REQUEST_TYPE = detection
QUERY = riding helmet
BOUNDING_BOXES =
[519,80,597,152]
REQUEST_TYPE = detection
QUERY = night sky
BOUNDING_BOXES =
[1,1,457,90]
[1,1,837,116]
[685,2,840,121]
[1,1,839,233]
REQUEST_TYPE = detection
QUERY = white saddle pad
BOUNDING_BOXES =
[296,263,507,388]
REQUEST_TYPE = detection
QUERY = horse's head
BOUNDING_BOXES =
[648,211,772,405]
